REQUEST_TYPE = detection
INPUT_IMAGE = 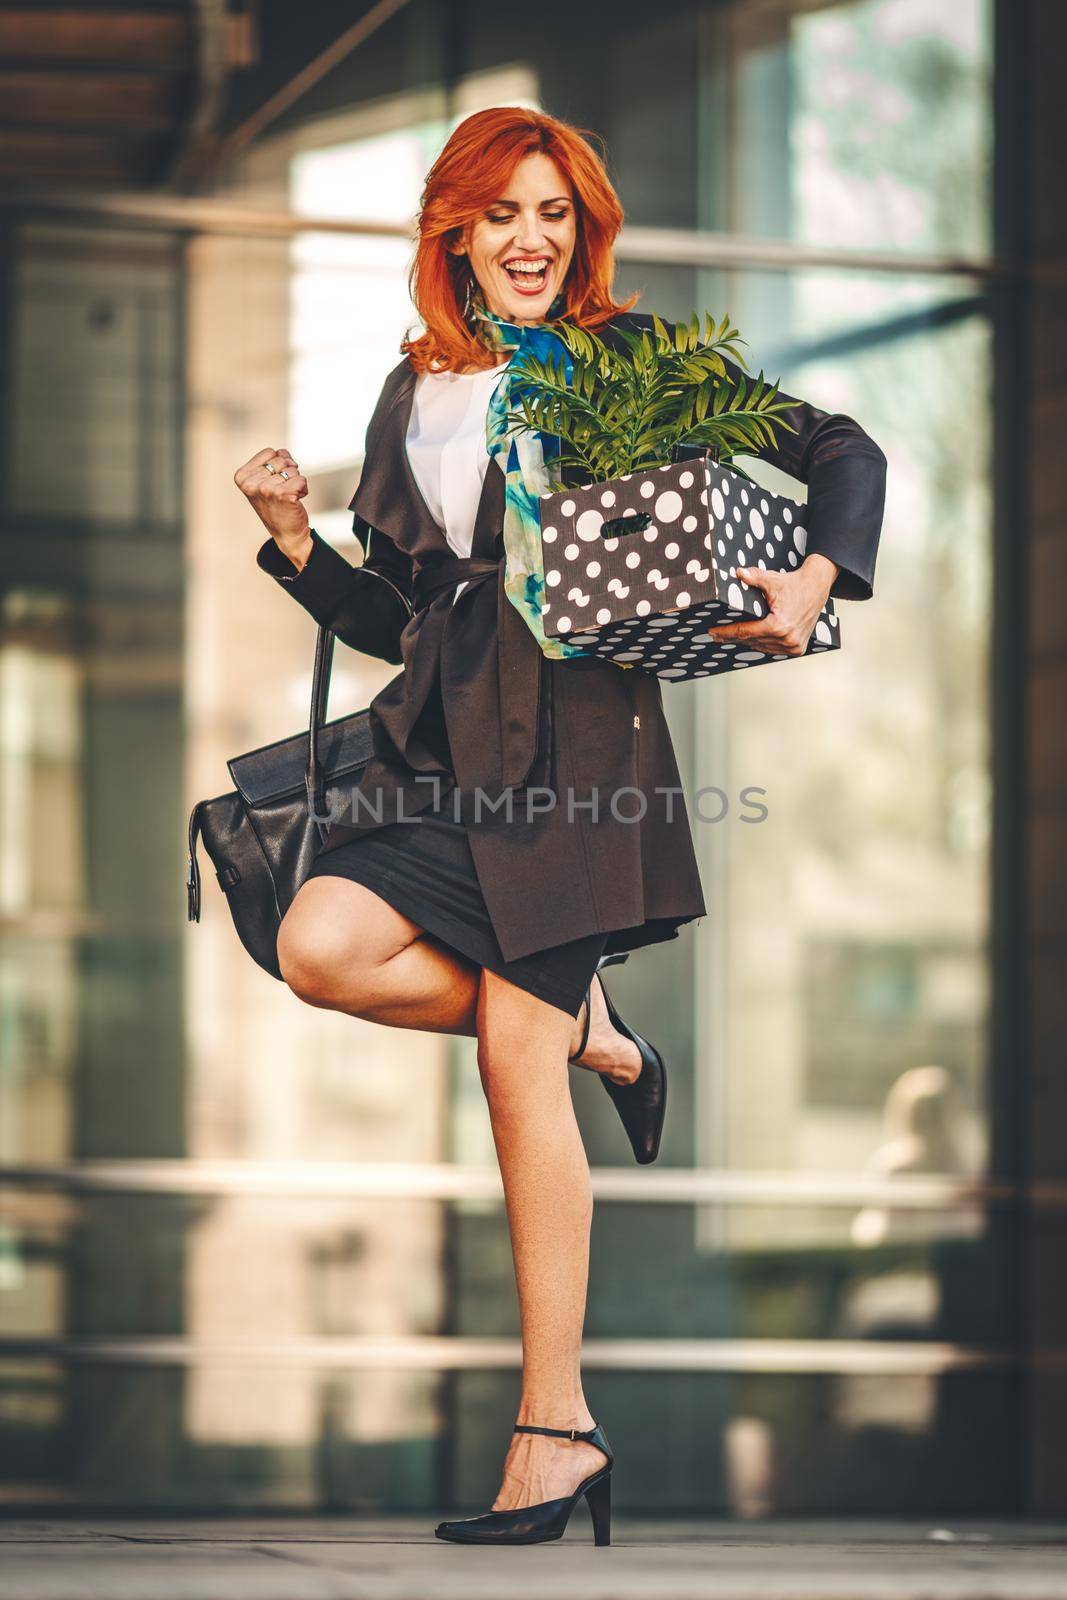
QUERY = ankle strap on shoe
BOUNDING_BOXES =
[514,1422,600,1441]
[568,985,592,1065]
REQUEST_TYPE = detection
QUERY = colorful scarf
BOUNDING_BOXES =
[468,287,590,661]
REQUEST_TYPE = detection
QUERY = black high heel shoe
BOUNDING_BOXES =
[569,951,667,1165]
[434,1420,614,1546]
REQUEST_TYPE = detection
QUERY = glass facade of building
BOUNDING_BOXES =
[2,0,1034,1514]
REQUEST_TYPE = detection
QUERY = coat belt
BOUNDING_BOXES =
[369,550,545,797]
[413,553,501,613]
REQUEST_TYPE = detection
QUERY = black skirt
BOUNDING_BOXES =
[304,670,607,1017]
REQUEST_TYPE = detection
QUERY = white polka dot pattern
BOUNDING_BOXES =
[536,457,840,679]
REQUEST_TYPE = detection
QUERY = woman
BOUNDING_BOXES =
[235,106,887,1545]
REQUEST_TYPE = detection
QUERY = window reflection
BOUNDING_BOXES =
[692,288,991,1255]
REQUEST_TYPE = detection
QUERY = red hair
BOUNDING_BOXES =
[400,106,639,374]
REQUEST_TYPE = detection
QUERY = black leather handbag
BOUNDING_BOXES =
[186,624,372,981]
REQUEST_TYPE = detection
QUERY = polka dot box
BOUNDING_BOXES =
[538,458,841,680]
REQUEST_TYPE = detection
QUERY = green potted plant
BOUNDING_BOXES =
[505,312,842,680]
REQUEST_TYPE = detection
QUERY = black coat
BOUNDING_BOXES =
[257,310,887,963]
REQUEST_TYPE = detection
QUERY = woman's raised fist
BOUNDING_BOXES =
[234,447,312,567]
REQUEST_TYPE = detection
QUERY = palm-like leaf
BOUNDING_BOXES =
[504,310,796,486]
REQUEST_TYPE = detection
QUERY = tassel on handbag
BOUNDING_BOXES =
[186,624,375,980]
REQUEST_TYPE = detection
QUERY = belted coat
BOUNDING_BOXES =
[257,310,888,964]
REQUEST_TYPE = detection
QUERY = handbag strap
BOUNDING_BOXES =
[186,622,336,926]
[305,624,336,844]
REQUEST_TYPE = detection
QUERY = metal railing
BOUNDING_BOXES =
[0,190,1012,282]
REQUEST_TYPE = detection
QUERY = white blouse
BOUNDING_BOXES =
[404,360,509,605]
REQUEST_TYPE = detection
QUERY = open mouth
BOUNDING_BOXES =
[502,257,551,293]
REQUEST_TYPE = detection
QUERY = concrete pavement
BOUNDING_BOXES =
[2,1517,1067,1599]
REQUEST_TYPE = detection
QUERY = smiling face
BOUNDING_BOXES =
[451,150,577,326]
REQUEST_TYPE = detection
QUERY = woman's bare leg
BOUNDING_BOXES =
[278,879,626,1505]
[277,875,482,1034]
[476,970,611,1510]
[277,876,639,1078]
